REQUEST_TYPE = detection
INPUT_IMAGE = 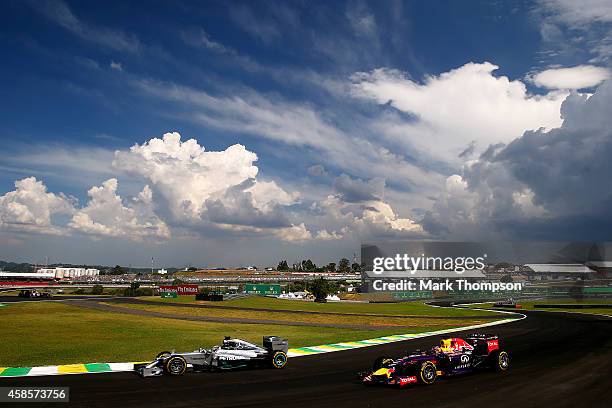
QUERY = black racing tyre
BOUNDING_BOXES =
[372,356,394,371]
[156,351,172,359]
[271,351,288,369]
[418,361,437,385]
[164,356,187,375]
[492,350,510,372]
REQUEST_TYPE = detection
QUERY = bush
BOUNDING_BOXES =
[91,285,104,295]
[73,288,85,295]
[135,288,153,296]
[123,282,141,297]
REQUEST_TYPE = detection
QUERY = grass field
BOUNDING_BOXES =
[465,298,612,316]
[102,301,497,328]
[0,301,508,367]
[140,295,502,317]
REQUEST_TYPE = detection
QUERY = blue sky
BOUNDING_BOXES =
[1,0,611,268]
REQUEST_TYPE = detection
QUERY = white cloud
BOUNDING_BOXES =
[315,229,344,240]
[110,61,123,71]
[540,0,612,25]
[112,132,294,220]
[537,0,612,63]
[0,177,74,235]
[351,62,567,163]
[69,179,169,240]
[529,65,609,89]
[275,223,312,242]
[112,132,309,240]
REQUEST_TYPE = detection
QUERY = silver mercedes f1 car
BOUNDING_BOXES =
[137,336,289,377]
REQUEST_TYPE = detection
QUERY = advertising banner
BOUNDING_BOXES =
[245,284,281,296]
[159,284,198,295]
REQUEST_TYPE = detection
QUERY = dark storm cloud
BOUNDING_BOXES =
[333,173,385,203]
[424,81,612,240]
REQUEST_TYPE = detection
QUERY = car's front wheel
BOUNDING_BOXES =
[164,356,187,375]
[418,361,437,385]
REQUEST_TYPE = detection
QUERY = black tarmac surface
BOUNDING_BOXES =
[1,310,611,408]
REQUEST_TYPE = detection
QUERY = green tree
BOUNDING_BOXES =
[301,259,316,271]
[500,274,513,283]
[338,258,351,273]
[91,284,104,295]
[288,281,306,292]
[310,277,330,302]
[326,262,336,273]
[124,282,140,297]
[172,278,185,285]
[111,265,124,275]
[277,260,289,271]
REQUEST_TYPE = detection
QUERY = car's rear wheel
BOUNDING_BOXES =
[164,356,187,375]
[418,361,437,385]
[372,356,394,371]
[271,351,287,368]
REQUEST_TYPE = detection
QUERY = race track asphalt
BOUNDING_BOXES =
[2,310,611,408]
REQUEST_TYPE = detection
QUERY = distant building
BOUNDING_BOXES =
[157,268,168,275]
[36,267,100,279]
[524,264,595,281]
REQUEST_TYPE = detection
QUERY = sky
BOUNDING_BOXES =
[1,0,612,268]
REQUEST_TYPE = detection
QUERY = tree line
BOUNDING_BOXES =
[277,258,364,273]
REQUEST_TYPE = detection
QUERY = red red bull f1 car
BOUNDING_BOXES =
[359,334,509,387]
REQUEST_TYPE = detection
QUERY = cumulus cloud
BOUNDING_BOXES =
[351,62,567,162]
[310,174,425,239]
[275,223,312,242]
[315,229,345,240]
[424,80,612,240]
[529,65,609,89]
[0,177,74,235]
[69,179,170,240]
[113,132,307,239]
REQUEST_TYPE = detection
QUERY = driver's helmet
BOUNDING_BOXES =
[439,338,454,353]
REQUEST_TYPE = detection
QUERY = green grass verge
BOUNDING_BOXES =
[0,302,499,367]
[101,302,494,328]
[140,296,502,317]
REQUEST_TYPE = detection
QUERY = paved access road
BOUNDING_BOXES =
[2,310,611,408]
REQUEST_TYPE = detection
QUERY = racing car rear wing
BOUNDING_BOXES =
[263,336,288,353]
